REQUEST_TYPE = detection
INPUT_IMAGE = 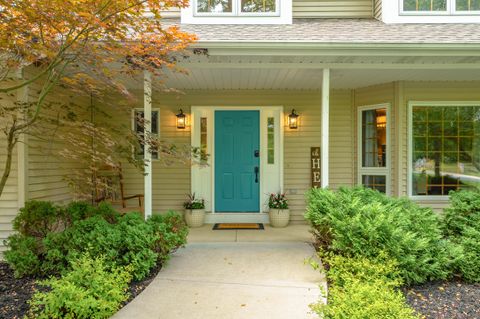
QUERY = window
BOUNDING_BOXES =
[401,0,480,13]
[133,110,159,160]
[358,105,390,194]
[200,117,208,161]
[267,117,275,164]
[195,0,278,15]
[410,104,480,196]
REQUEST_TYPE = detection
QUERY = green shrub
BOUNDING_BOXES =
[454,227,480,283]
[3,235,42,277]
[148,211,188,258]
[13,201,65,239]
[305,187,451,284]
[311,254,420,319]
[27,254,131,319]
[444,190,480,236]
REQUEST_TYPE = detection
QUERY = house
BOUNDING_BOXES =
[1,0,480,254]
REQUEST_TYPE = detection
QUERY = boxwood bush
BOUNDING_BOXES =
[4,201,188,280]
[305,187,453,284]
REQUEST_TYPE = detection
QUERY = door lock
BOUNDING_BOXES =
[254,150,259,157]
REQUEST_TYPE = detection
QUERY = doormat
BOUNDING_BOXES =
[213,223,264,230]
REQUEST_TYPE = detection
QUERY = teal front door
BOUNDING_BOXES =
[215,111,260,212]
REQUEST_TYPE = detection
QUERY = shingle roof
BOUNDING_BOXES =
[168,18,480,44]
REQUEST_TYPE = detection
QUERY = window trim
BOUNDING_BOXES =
[357,103,391,195]
[407,101,480,200]
[131,108,160,161]
[399,0,480,15]
[193,0,280,17]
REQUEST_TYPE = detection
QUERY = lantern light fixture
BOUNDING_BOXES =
[288,109,299,129]
[176,109,186,129]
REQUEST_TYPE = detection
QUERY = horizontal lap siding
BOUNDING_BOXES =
[26,83,89,204]
[0,93,19,255]
[293,0,373,18]
[118,89,355,223]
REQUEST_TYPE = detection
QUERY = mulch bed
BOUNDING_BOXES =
[403,280,480,319]
[0,261,163,319]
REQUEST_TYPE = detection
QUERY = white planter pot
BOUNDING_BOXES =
[184,209,205,228]
[268,209,290,228]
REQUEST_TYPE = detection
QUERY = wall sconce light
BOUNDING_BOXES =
[176,109,186,129]
[288,109,299,129]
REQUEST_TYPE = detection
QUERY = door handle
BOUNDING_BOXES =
[254,166,259,183]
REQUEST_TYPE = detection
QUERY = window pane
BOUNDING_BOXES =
[267,117,275,164]
[362,108,387,168]
[403,0,447,11]
[456,0,480,10]
[241,0,276,12]
[362,175,387,193]
[412,105,480,196]
[200,117,208,161]
[197,0,233,13]
[134,111,159,160]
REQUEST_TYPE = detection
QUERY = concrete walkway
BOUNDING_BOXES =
[113,225,325,319]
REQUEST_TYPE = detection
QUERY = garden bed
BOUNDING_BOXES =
[0,260,163,319]
[404,280,480,319]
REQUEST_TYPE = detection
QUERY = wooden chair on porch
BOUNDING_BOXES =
[95,164,144,217]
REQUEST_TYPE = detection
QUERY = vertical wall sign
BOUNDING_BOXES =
[311,147,321,188]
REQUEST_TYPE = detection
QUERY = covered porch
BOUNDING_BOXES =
[131,44,480,222]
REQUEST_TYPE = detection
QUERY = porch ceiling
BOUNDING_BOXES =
[163,68,480,90]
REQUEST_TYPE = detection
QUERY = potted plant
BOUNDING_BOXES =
[268,192,290,228]
[183,193,206,227]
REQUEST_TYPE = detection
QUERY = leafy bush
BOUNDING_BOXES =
[443,190,480,236]
[27,254,131,319]
[3,235,42,277]
[12,201,65,239]
[305,187,452,284]
[311,254,419,319]
[5,200,188,280]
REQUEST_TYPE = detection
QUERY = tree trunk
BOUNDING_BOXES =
[0,127,17,198]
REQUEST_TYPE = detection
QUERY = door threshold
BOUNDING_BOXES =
[205,212,269,224]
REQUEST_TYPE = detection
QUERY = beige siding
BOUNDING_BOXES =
[26,81,89,203]
[0,92,20,255]
[161,8,181,18]
[373,0,382,20]
[293,0,373,18]
[115,89,355,223]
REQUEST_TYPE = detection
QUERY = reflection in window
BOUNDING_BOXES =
[200,117,208,161]
[456,0,480,10]
[362,175,386,193]
[411,105,480,196]
[362,109,387,168]
[197,0,233,13]
[403,0,447,11]
[267,117,275,164]
[241,0,276,12]
[134,110,159,159]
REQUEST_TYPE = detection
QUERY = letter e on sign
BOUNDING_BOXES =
[311,147,321,188]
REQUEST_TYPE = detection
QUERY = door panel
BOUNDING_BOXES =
[215,111,260,212]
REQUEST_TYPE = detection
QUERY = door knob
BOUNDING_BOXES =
[254,166,259,183]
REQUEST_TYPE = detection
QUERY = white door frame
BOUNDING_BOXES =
[357,103,391,195]
[191,106,284,216]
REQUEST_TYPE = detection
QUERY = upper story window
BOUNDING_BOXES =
[195,0,278,15]
[181,0,291,24]
[401,0,480,14]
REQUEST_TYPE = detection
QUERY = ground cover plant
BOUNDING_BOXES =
[305,187,480,318]
[2,200,188,318]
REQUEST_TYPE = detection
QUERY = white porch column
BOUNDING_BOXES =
[143,71,153,219]
[321,68,330,188]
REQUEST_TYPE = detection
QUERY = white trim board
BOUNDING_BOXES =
[407,101,480,201]
[191,106,284,218]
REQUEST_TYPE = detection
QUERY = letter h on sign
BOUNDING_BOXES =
[311,147,321,188]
